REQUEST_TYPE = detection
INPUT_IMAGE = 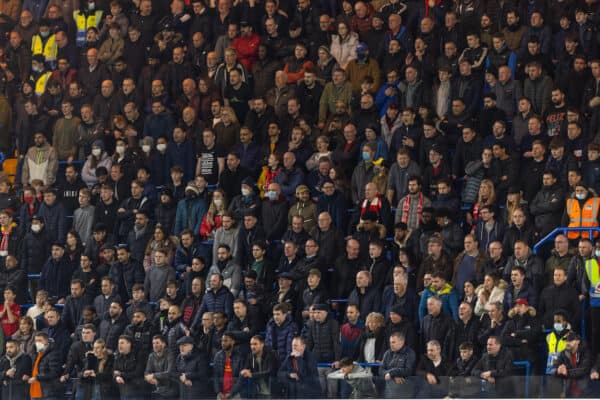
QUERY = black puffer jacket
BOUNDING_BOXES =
[34,342,65,398]
[19,227,52,274]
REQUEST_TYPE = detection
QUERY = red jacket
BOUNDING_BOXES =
[232,34,260,71]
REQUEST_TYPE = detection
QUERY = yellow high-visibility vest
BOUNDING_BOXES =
[31,34,57,63]
[73,10,104,47]
[32,71,52,96]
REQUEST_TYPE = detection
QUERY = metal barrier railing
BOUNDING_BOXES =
[533,227,600,254]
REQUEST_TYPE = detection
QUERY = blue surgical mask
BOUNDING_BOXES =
[362,151,371,161]
[575,193,586,200]
[553,323,564,332]
[40,30,50,38]
[266,191,277,200]
[595,250,600,258]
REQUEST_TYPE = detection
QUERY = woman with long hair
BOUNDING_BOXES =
[144,224,178,270]
[200,189,228,240]
[467,179,496,228]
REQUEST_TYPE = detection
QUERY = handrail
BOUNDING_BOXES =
[316,361,530,397]
[533,227,600,254]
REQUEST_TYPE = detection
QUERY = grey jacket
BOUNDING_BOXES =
[144,351,177,397]
[144,264,177,302]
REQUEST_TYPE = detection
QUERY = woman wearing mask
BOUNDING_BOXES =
[82,140,113,188]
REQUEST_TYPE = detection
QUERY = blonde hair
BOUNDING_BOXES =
[477,179,496,205]
[365,312,385,328]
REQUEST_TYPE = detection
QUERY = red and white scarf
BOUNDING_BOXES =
[401,194,423,225]
[361,196,382,217]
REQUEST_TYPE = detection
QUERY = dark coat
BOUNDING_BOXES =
[113,350,148,398]
[305,318,341,363]
[33,342,65,398]
[39,256,74,300]
[354,328,389,363]
[212,348,245,394]
[98,312,128,351]
[19,227,52,274]
[171,349,209,399]
[38,200,67,243]
[0,352,32,399]
[265,314,297,361]
[195,286,235,325]
[278,349,321,398]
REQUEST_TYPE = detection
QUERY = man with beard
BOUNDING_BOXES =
[0,339,32,399]
[144,335,178,398]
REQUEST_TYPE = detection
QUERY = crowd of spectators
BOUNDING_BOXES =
[1,0,600,398]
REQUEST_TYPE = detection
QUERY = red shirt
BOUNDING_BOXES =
[0,303,20,336]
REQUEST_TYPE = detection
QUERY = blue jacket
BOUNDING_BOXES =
[174,244,203,274]
[174,197,207,236]
[166,139,196,183]
[265,314,297,362]
[194,286,234,326]
[143,111,176,141]
[503,279,538,314]
[375,80,400,116]
[475,220,505,252]
[316,190,348,232]
[273,167,305,201]
[381,285,419,324]
[418,283,459,322]
[277,349,320,398]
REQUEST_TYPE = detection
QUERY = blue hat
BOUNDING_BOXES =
[357,42,368,53]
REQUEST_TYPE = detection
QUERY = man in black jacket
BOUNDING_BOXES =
[98,302,128,352]
[471,335,514,397]
[61,279,92,332]
[539,267,581,331]
[59,324,96,392]
[113,335,149,399]
[0,339,32,400]
[233,334,278,398]
[306,304,341,397]
[529,170,565,237]
[29,332,65,399]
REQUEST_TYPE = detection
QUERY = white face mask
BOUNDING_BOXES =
[575,193,586,200]
[115,145,125,155]
[142,145,151,153]
[156,143,167,152]
[92,148,101,157]
[31,224,41,233]
[213,199,223,207]
[595,250,600,258]
[241,188,250,196]
[35,342,46,352]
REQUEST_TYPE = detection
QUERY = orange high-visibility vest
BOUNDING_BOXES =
[566,197,600,239]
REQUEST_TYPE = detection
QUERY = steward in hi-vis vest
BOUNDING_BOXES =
[31,19,57,69]
[565,184,600,240]
[30,55,52,97]
[73,7,104,47]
